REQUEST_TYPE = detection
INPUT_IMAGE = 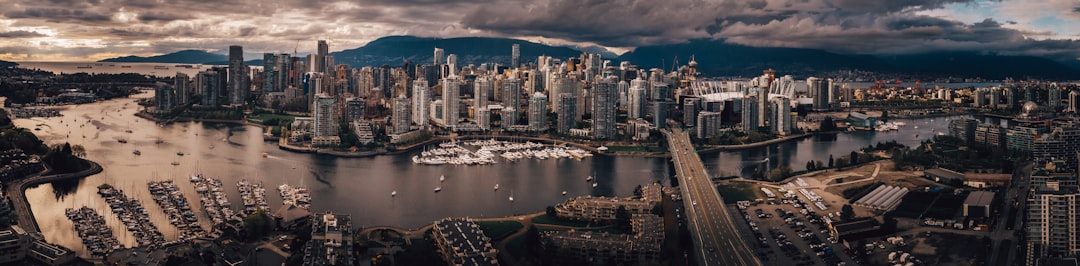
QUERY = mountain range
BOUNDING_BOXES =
[99,36,1080,79]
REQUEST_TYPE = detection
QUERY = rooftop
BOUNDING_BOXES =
[924,168,965,181]
[963,191,995,207]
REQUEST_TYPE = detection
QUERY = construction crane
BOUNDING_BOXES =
[294,39,300,55]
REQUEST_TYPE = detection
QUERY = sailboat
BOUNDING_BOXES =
[509,190,514,202]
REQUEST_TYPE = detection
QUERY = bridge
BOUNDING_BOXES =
[664,127,761,266]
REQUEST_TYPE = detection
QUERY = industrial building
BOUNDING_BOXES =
[853,185,909,211]
[963,191,995,217]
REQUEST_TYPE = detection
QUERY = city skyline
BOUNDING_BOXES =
[0,1,1079,62]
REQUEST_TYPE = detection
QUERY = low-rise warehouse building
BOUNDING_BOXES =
[963,191,995,217]
[854,185,909,211]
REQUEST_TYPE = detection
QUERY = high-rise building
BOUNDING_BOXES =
[742,95,758,132]
[511,44,521,68]
[808,77,828,111]
[1049,83,1062,111]
[412,78,430,127]
[313,94,337,137]
[344,97,365,123]
[316,40,329,73]
[502,77,522,126]
[771,97,792,135]
[227,45,248,105]
[652,101,671,129]
[682,98,701,128]
[591,77,618,139]
[442,76,460,129]
[1070,91,1080,113]
[473,107,489,131]
[529,92,548,131]
[198,68,226,106]
[474,76,492,108]
[1032,125,1080,170]
[156,84,175,111]
[433,48,445,66]
[974,122,1007,151]
[948,118,978,145]
[696,111,723,139]
[446,54,458,77]
[392,95,411,134]
[557,93,577,134]
[973,88,989,108]
[175,72,190,105]
[1026,182,1080,262]
[501,107,516,129]
[990,87,1003,108]
[629,83,647,120]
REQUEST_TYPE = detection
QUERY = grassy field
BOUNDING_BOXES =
[476,221,524,240]
[247,113,295,125]
[717,183,762,203]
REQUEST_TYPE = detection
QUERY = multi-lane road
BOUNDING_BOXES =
[665,128,761,266]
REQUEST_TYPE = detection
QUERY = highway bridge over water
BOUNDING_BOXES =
[664,127,761,266]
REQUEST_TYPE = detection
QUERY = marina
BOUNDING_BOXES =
[64,207,123,257]
[189,175,236,226]
[96,184,166,248]
[277,184,311,209]
[147,180,204,241]
[411,139,593,165]
[237,179,270,213]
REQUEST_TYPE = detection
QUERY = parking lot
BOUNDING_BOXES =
[733,187,860,266]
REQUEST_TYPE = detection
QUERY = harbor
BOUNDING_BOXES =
[147,180,204,241]
[96,184,166,248]
[64,207,122,257]
[189,174,236,227]
[237,179,270,213]
[277,184,311,210]
[411,139,593,165]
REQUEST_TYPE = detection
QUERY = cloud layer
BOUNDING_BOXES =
[0,0,1078,61]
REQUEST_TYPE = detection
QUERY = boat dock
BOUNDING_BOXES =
[65,206,123,257]
[96,184,166,248]
[147,181,205,240]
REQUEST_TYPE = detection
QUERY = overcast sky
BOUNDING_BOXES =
[1,0,1079,62]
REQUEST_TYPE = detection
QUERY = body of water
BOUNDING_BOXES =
[14,62,222,77]
[13,92,958,257]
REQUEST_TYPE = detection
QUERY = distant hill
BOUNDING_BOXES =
[99,50,227,64]
[0,60,15,68]
[618,39,1080,79]
[617,39,893,77]
[880,52,1080,80]
[331,36,585,67]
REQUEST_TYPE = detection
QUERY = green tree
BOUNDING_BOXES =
[614,206,631,233]
[841,204,855,220]
[828,155,834,168]
[850,151,859,165]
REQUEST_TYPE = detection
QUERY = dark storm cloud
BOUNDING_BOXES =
[0,0,1078,61]
[5,8,112,22]
[0,30,46,38]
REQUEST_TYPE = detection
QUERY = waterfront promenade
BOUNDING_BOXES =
[6,159,102,233]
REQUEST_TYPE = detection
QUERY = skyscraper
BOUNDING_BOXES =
[412,78,430,127]
[433,48,445,66]
[474,76,492,108]
[1049,83,1062,110]
[392,94,411,134]
[175,72,190,105]
[317,40,329,73]
[529,92,548,132]
[696,111,722,139]
[1027,182,1080,262]
[652,100,671,129]
[1069,91,1080,113]
[313,94,337,137]
[446,54,458,77]
[156,84,175,111]
[742,95,758,132]
[442,75,460,129]
[771,97,791,135]
[683,98,701,128]
[199,68,226,106]
[502,77,522,126]
[591,77,617,139]
[628,83,647,120]
[500,107,516,129]
[511,44,521,68]
[227,45,248,105]
[557,93,577,134]
[475,107,491,130]
[808,77,828,111]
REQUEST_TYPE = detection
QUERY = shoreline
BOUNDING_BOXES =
[7,159,103,233]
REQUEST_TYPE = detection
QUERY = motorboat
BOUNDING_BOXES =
[494,184,499,191]
[391,191,397,197]
[562,191,567,195]
[440,175,445,182]
[434,187,441,193]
